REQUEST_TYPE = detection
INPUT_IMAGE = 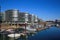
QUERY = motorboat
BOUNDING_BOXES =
[8,33,21,40]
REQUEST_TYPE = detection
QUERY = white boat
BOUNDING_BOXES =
[56,24,59,27]
[8,33,21,40]
[26,27,36,32]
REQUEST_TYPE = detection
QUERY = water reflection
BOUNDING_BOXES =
[28,27,60,40]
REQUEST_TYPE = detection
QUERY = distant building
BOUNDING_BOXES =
[46,21,55,26]
[55,20,60,25]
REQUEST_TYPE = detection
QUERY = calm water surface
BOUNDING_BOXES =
[27,27,60,40]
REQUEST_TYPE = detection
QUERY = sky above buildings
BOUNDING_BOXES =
[0,0,60,21]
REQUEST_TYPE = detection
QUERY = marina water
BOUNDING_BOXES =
[0,26,60,40]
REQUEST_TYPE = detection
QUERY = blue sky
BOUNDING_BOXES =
[0,0,60,21]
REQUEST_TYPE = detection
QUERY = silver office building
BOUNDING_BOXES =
[5,9,19,24]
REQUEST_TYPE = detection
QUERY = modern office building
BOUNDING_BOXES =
[3,9,39,24]
[5,9,19,24]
